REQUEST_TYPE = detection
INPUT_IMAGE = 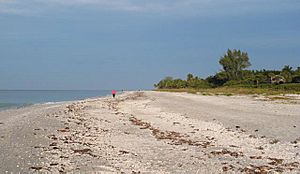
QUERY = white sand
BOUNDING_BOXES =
[0,91,299,173]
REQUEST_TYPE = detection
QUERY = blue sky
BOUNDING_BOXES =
[0,0,299,90]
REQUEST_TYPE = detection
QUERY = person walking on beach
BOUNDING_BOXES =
[112,90,117,98]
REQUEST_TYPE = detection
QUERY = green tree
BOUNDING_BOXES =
[292,76,300,83]
[254,74,269,85]
[187,74,194,82]
[154,76,174,89]
[282,65,293,73]
[206,71,228,87]
[281,65,293,83]
[292,67,300,83]
[219,49,251,81]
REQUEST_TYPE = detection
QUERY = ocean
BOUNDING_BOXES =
[0,90,113,111]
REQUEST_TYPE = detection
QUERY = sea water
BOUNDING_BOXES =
[0,90,112,111]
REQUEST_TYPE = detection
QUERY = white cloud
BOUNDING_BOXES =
[0,0,299,16]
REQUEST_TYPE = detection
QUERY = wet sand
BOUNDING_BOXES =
[0,91,299,173]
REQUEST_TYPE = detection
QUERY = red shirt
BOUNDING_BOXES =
[112,90,116,94]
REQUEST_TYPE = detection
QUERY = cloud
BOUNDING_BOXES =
[0,0,42,15]
[0,0,300,16]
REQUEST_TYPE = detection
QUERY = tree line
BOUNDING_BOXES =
[155,49,300,89]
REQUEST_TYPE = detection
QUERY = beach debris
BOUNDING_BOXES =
[129,117,151,129]
[250,156,263,159]
[206,136,215,141]
[239,158,299,173]
[240,161,299,173]
[129,116,213,148]
[71,147,98,157]
[291,137,300,144]
[269,139,280,144]
[235,126,240,129]
[82,142,94,146]
[50,163,59,166]
[59,169,66,174]
[30,166,43,170]
[66,105,76,112]
[222,165,235,172]
[104,120,111,123]
[34,145,44,149]
[47,134,58,140]
[239,165,273,173]
[49,142,58,146]
[72,148,92,154]
[0,122,4,125]
[240,129,246,132]
[210,149,243,158]
[256,146,264,150]
[229,145,239,148]
[225,128,232,132]
[268,157,284,166]
[173,122,180,125]
[177,163,183,167]
[57,127,70,133]
[283,162,299,168]
[119,150,130,154]
[152,129,183,140]
[114,112,123,115]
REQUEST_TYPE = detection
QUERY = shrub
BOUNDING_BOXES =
[292,76,300,83]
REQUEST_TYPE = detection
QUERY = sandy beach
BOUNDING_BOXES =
[0,91,299,173]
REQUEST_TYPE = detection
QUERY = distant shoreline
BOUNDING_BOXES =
[0,90,114,112]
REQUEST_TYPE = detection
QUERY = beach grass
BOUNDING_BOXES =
[154,86,300,96]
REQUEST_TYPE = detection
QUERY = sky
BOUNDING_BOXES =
[0,0,300,90]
